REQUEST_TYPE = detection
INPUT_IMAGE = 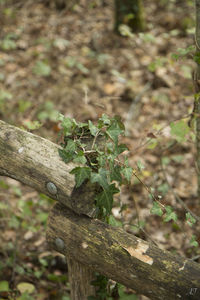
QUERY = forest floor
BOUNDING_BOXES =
[0,0,199,299]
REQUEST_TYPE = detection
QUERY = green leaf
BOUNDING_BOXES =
[17,282,35,294]
[96,184,119,214]
[147,139,158,149]
[0,89,12,101]
[23,120,42,130]
[106,142,114,153]
[33,61,51,76]
[186,212,196,227]
[88,120,98,136]
[190,235,199,247]
[73,152,87,164]
[91,168,109,190]
[58,148,74,163]
[36,212,48,223]
[98,114,111,127]
[164,206,177,222]
[65,139,77,152]
[115,143,128,155]
[171,155,184,163]
[110,164,122,183]
[170,120,190,142]
[70,167,91,187]
[122,167,133,182]
[194,52,200,64]
[157,183,169,196]
[118,284,138,299]
[151,202,163,217]
[108,215,122,227]
[106,120,124,144]
[0,281,9,292]
[0,39,16,50]
[60,117,75,135]
[137,160,145,171]
[161,156,171,166]
[97,155,106,167]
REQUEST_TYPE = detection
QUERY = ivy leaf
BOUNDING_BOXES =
[98,114,111,127]
[65,139,77,152]
[70,167,91,187]
[60,117,74,135]
[122,166,133,182]
[106,142,114,153]
[150,202,163,217]
[106,120,124,144]
[97,155,106,167]
[96,184,119,214]
[88,120,98,136]
[186,212,196,227]
[170,120,190,142]
[110,165,122,183]
[115,143,128,155]
[73,152,87,164]
[58,149,74,163]
[190,235,199,247]
[164,206,177,222]
[124,156,129,167]
[108,215,122,227]
[91,168,109,190]
[137,160,145,171]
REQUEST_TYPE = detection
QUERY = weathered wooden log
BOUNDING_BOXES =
[0,120,96,216]
[47,203,200,300]
[0,120,97,299]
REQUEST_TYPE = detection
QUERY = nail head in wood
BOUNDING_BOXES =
[46,182,57,195]
[55,237,65,251]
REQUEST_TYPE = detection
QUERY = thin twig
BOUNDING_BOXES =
[133,113,192,153]
[133,171,165,208]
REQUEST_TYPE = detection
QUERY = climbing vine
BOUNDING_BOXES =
[58,113,132,221]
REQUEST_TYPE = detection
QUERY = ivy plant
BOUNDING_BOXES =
[58,113,133,220]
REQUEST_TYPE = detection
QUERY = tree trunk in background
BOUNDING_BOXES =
[114,0,145,33]
[195,0,200,200]
[45,0,79,10]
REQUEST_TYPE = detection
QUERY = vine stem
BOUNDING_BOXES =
[132,170,166,209]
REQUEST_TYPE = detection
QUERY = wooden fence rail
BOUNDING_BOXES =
[0,120,200,300]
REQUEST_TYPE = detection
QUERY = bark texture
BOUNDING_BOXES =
[195,0,200,199]
[44,0,80,10]
[47,203,200,300]
[115,0,145,33]
[67,257,95,300]
[0,120,96,216]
